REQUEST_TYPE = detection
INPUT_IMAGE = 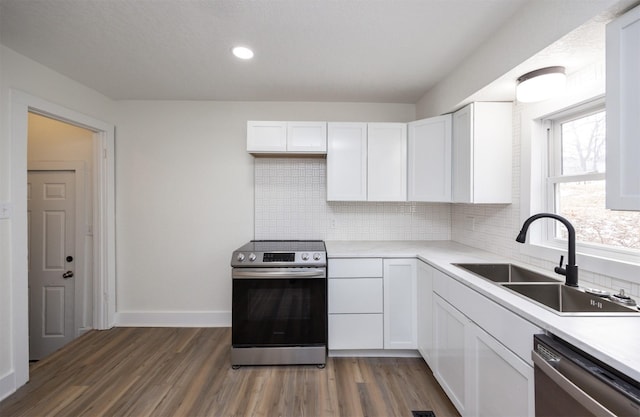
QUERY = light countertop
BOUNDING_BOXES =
[325,240,640,382]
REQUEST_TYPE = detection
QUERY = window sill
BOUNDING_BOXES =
[518,241,640,288]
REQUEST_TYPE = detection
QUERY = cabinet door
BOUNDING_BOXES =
[327,123,368,201]
[383,259,417,349]
[408,115,452,202]
[433,294,469,416]
[287,122,327,153]
[468,324,534,417]
[247,121,287,152]
[472,102,512,204]
[606,4,640,210]
[452,105,473,203]
[368,123,407,201]
[452,103,512,204]
[417,261,434,365]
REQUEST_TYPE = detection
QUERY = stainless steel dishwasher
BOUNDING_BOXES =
[533,333,640,416]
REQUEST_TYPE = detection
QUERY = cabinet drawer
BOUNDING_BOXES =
[328,258,383,278]
[329,278,383,313]
[328,314,384,350]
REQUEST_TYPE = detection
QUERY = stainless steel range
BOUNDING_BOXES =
[230,240,327,368]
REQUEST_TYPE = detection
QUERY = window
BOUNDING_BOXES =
[545,102,640,253]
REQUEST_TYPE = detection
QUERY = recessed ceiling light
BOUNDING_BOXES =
[232,46,254,60]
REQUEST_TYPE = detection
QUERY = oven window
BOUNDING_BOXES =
[247,288,310,322]
[232,278,327,347]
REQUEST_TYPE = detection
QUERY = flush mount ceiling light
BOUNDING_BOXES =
[516,66,566,103]
[232,46,254,60]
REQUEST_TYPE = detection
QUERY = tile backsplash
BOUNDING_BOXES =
[254,158,451,241]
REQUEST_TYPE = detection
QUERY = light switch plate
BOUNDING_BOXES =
[0,202,13,219]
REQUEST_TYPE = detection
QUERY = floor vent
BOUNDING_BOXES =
[412,411,435,417]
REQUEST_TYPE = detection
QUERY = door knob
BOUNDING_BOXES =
[62,271,74,279]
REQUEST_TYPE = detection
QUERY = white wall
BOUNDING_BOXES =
[0,45,116,400]
[416,0,626,117]
[114,101,415,326]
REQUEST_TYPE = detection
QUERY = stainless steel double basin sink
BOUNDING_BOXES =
[453,263,638,315]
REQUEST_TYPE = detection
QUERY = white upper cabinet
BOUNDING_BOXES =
[247,121,327,154]
[327,122,368,201]
[452,102,512,204]
[606,4,640,210]
[286,122,328,153]
[247,121,287,152]
[327,122,407,202]
[368,123,407,201]
[408,115,452,202]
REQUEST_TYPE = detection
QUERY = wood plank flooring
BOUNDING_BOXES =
[0,327,459,417]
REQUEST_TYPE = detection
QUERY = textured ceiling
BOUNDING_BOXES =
[0,0,532,103]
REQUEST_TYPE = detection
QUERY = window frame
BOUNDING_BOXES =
[541,98,640,263]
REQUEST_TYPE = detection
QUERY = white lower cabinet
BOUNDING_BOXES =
[329,255,537,416]
[328,257,417,351]
[328,258,384,350]
[468,324,534,417]
[383,259,417,349]
[431,268,537,417]
[328,314,383,350]
[433,294,470,415]
[417,260,434,364]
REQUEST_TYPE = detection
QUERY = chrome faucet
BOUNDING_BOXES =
[515,213,579,287]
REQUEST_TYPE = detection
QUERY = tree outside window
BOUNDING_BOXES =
[548,109,640,250]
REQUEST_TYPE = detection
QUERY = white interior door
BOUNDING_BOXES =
[28,170,76,360]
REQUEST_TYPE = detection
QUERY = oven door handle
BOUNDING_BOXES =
[532,350,617,417]
[232,268,326,279]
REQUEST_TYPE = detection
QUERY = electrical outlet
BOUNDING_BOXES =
[0,202,13,219]
[465,216,475,231]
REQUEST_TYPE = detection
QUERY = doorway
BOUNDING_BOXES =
[9,90,116,392]
[27,113,94,359]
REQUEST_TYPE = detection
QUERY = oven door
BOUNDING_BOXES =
[232,267,327,347]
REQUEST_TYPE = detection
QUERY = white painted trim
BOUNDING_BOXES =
[115,311,232,327]
[28,161,88,341]
[328,349,420,358]
[9,89,116,396]
[0,370,15,402]
[10,92,30,390]
[93,129,116,330]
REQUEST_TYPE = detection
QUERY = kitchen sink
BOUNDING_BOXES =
[502,283,639,315]
[453,263,560,283]
[453,263,638,315]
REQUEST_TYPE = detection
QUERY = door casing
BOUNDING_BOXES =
[9,90,116,389]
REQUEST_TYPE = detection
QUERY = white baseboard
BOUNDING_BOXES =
[0,370,15,402]
[329,349,420,358]
[114,311,231,327]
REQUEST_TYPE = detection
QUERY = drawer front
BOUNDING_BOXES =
[329,278,383,314]
[328,258,383,278]
[328,314,384,350]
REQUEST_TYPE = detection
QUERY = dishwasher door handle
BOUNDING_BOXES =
[532,350,617,417]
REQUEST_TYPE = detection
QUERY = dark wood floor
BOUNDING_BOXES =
[0,327,459,417]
